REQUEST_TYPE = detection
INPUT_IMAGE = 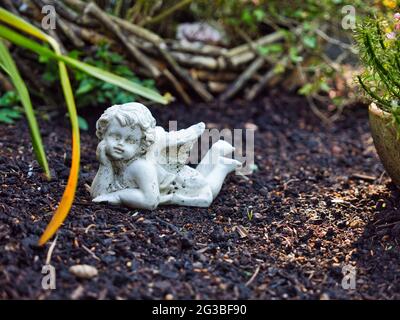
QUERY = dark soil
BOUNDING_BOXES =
[1,93,400,300]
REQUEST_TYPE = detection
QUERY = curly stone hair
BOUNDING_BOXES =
[96,103,156,156]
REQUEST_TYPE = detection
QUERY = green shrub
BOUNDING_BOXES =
[0,91,22,124]
[355,13,400,128]
[41,43,158,108]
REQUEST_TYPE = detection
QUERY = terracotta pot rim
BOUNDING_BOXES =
[369,102,391,119]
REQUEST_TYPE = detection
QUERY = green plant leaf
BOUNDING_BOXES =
[254,9,265,22]
[75,78,96,95]
[241,8,253,25]
[298,83,314,96]
[0,8,79,245]
[303,35,317,49]
[0,23,168,104]
[0,90,19,106]
[78,115,89,131]
[289,47,303,63]
[258,44,283,56]
[0,107,22,124]
[319,80,330,92]
[0,40,50,179]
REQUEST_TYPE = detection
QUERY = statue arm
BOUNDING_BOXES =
[90,163,113,198]
[91,141,114,198]
[93,160,161,210]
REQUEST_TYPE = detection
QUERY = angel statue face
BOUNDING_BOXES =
[96,103,156,163]
[103,120,142,161]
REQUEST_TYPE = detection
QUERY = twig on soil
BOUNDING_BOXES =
[112,16,163,45]
[112,11,213,102]
[62,0,86,11]
[245,265,260,287]
[246,56,289,101]
[85,2,161,78]
[56,17,85,48]
[45,234,58,265]
[158,45,214,102]
[315,28,357,54]
[225,30,285,59]
[219,57,264,101]
[377,171,386,185]
[84,224,96,234]
[283,178,300,190]
[154,216,184,237]
[70,285,84,300]
[141,0,192,26]
[34,0,85,48]
[162,69,192,105]
[191,70,238,82]
[376,221,400,228]
[233,225,249,238]
[167,40,227,57]
[170,51,220,70]
[81,244,101,261]
[69,23,115,46]
[246,68,275,101]
[350,173,376,182]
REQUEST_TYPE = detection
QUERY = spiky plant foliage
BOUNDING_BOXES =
[355,15,400,128]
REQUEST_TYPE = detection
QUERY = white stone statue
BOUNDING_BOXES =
[91,103,241,209]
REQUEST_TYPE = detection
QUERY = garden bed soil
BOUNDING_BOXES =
[1,92,399,299]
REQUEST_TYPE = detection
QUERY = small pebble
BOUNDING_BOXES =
[349,219,363,229]
[192,262,203,269]
[69,264,98,279]
[165,293,174,300]
[320,293,330,300]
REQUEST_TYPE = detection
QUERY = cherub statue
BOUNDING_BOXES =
[91,103,241,209]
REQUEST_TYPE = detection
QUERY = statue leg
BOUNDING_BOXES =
[169,185,213,207]
[203,156,241,199]
[196,140,235,176]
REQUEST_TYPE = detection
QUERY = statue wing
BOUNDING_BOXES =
[148,122,205,188]
[165,121,205,145]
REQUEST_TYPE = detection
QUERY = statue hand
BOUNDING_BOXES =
[93,193,121,205]
[97,141,111,166]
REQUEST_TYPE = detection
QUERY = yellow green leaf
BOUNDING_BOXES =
[0,40,50,179]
